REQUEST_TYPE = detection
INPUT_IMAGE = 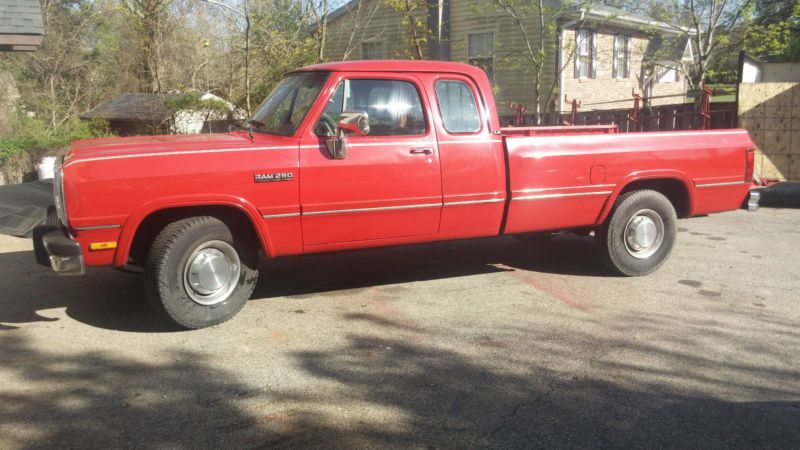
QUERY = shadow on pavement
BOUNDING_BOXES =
[1,310,798,448]
[1,234,608,332]
[0,250,179,333]
[254,234,609,299]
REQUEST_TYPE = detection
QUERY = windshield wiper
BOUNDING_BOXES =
[242,119,264,141]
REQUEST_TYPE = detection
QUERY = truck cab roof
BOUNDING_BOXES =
[292,60,489,80]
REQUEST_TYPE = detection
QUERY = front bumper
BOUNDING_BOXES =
[33,225,85,276]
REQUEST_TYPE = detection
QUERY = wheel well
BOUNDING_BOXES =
[128,206,261,267]
[619,178,691,218]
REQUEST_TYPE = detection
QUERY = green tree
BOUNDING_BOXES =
[385,0,428,59]
[483,0,591,123]
[744,0,800,60]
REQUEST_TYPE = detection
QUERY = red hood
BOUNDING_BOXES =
[65,132,260,163]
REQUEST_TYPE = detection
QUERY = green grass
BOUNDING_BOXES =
[711,94,736,103]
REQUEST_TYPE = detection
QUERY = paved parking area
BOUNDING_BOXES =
[1,209,799,448]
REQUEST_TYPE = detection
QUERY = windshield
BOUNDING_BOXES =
[248,72,329,136]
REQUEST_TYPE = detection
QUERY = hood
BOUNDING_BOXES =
[65,132,258,164]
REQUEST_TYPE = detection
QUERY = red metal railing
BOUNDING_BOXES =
[500,88,734,132]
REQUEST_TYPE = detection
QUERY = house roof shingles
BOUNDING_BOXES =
[81,93,173,122]
[0,0,43,35]
[645,34,692,66]
[0,0,44,51]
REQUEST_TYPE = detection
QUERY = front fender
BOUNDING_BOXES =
[113,195,275,267]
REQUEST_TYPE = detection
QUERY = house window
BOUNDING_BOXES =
[574,29,595,79]
[468,32,495,82]
[613,35,631,79]
[361,41,383,60]
[657,66,678,83]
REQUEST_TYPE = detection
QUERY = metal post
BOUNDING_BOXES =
[628,89,644,132]
[699,86,712,130]
[507,101,528,126]
[563,94,581,126]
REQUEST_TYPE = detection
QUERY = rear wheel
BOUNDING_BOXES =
[595,190,677,276]
[144,216,259,329]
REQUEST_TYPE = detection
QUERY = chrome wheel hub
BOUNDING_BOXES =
[184,240,240,305]
[623,209,664,259]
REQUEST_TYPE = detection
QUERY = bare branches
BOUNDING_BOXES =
[640,0,753,88]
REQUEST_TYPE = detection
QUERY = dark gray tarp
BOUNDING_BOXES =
[0,180,54,237]
[756,183,800,208]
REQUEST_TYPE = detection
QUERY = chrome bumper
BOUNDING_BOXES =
[746,190,761,212]
[33,225,85,276]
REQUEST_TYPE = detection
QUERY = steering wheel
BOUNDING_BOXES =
[316,113,337,137]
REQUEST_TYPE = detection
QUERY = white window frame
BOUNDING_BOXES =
[657,66,678,84]
[574,29,596,79]
[613,34,631,79]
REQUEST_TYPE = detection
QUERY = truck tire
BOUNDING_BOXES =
[144,216,259,329]
[595,190,677,276]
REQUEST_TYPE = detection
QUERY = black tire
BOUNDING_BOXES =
[144,216,259,329]
[595,190,677,276]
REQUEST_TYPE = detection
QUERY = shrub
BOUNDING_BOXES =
[0,115,112,166]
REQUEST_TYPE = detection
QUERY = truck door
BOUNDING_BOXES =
[298,74,442,250]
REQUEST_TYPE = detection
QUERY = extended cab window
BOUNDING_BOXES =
[315,79,426,137]
[435,80,481,133]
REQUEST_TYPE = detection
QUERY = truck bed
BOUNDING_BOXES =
[501,129,753,235]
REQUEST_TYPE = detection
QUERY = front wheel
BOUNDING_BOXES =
[595,190,677,276]
[144,216,259,329]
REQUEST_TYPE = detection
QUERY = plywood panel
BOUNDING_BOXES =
[763,129,791,154]
[791,155,800,181]
[738,81,798,181]
[791,130,800,154]
[761,153,790,180]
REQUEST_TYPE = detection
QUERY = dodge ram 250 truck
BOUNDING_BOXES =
[34,60,758,329]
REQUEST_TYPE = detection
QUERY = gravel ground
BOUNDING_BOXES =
[0,208,798,449]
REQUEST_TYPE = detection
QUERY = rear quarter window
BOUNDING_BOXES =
[435,80,481,134]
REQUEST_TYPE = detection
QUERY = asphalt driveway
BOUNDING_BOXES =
[1,208,798,448]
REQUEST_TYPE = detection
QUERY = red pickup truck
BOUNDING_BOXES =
[34,60,758,328]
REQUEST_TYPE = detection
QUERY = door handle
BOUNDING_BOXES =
[410,147,433,155]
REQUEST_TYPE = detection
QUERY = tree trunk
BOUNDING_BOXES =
[318,0,328,62]
[244,0,251,116]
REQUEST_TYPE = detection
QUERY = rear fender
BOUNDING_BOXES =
[596,171,695,225]
[113,195,274,267]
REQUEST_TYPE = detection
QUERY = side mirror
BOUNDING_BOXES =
[338,110,370,136]
[325,135,347,160]
[325,110,369,160]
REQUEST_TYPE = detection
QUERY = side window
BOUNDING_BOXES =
[315,79,427,137]
[435,80,481,133]
[315,83,346,136]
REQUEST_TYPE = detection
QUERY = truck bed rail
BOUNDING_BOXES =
[500,124,619,137]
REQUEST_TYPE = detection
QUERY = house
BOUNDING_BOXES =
[322,1,692,119]
[0,0,43,52]
[80,92,244,136]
